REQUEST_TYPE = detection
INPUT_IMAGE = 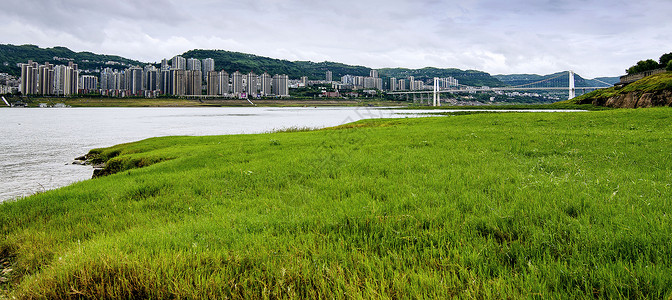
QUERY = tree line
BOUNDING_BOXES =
[626,51,672,74]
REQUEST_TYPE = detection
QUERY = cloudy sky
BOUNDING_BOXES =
[2,0,670,78]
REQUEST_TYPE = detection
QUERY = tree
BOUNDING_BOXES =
[667,60,672,72]
[660,52,672,67]
[626,59,660,74]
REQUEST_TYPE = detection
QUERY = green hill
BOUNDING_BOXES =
[566,72,672,108]
[378,67,504,87]
[0,44,143,76]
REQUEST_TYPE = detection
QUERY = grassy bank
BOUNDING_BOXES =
[1,108,671,298]
[563,71,672,105]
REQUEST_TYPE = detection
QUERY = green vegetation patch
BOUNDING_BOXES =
[568,72,672,104]
[2,109,672,298]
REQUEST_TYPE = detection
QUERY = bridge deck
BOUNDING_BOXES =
[388,87,608,95]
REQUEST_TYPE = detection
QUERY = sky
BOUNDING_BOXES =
[1,0,670,78]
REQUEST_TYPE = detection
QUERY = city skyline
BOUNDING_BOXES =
[17,54,460,98]
[1,0,670,78]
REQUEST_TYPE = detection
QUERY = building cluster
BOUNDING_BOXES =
[19,60,81,96]
[18,56,291,98]
[337,70,384,90]
[387,75,459,92]
[0,73,19,94]
[98,56,291,98]
[16,57,460,98]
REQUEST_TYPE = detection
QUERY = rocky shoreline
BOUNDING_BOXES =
[578,90,672,108]
[71,154,107,178]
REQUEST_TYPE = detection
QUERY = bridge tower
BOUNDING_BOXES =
[568,70,576,100]
[433,77,440,106]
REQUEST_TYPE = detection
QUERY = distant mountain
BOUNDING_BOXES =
[592,77,620,85]
[494,72,618,88]
[0,44,617,88]
[0,44,143,76]
[379,67,505,87]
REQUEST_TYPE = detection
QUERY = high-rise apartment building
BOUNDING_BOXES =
[171,69,187,96]
[171,56,186,70]
[206,71,219,95]
[128,67,144,95]
[38,63,54,95]
[231,71,243,96]
[145,66,159,91]
[370,69,378,78]
[63,65,79,96]
[186,70,202,95]
[218,71,229,95]
[20,61,38,95]
[79,75,98,91]
[246,72,257,97]
[187,58,202,72]
[272,74,289,96]
[202,58,215,77]
[161,59,170,71]
[260,72,272,96]
[160,70,172,94]
[397,79,406,91]
[326,70,333,82]
[389,77,397,91]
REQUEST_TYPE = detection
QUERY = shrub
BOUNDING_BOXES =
[660,52,672,66]
[626,59,660,74]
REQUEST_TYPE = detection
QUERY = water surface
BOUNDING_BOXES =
[0,107,425,201]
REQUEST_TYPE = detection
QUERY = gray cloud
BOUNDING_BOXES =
[1,0,670,77]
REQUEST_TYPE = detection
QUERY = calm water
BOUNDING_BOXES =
[0,106,437,201]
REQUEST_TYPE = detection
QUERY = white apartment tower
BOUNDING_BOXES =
[171,56,186,70]
[272,74,289,96]
[260,72,272,96]
[231,71,243,96]
[246,72,257,97]
[187,58,202,71]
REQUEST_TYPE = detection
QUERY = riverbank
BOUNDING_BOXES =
[1,97,406,108]
[565,71,672,108]
[1,108,671,298]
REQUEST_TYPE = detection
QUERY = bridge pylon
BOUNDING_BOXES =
[433,77,440,106]
[568,70,575,100]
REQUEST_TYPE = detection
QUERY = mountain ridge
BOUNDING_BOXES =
[1,44,614,88]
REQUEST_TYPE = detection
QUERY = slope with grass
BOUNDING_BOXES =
[567,72,672,108]
[1,109,672,298]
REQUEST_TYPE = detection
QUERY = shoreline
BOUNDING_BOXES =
[0,97,405,108]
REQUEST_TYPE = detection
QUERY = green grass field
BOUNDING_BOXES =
[1,108,671,299]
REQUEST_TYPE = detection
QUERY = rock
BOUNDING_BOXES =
[75,155,87,161]
[594,90,672,108]
[72,160,86,165]
[92,168,106,178]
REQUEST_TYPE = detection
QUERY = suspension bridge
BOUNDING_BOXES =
[387,71,613,106]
